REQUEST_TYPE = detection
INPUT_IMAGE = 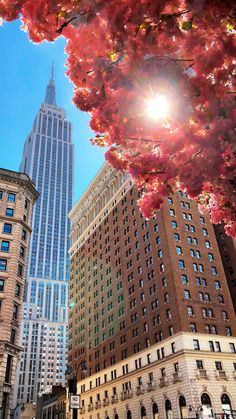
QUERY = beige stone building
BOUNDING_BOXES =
[0,168,38,418]
[71,333,236,418]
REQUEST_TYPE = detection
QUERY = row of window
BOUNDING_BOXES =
[0,191,16,202]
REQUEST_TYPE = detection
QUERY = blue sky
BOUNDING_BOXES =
[0,20,105,202]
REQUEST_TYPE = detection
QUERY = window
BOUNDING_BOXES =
[202,228,208,236]
[5,355,13,383]
[13,304,18,320]
[215,280,221,289]
[174,233,180,241]
[22,229,27,240]
[196,277,201,286]
[196,360,203,369]
[179,260,185,269]
[10,329,16,344]
[218,295,224,304]
[8,193,16,203]
[0,259,7,271]
[0,190,2,199]
[215,361,222,371]
[0,279,5,292]
[193,263,198,272]
[176,246,182,255]
[15,284,21,298]
[171,221,177,229]
[221,311,228,321]
[229,343,236,353]
[18,265,23,277]
[215,341,221,352]
[170,209,175,216]
[1,241,9,252]
[184,290,190,300]
[168,197,173,205]
[171,342,176,353]
[205,240,211,248]
[190,323,197,332]
[193,339,200,350]
[199,264,204,272]
[225,327,232,336]
[6,208,14,217]
[20,246,25,258]
[208,253,214,262]
[196,250,201,258]
[209,341,215,351]
[181,274,188,284]
[212,267,217,276]
[3,223,12,234]
[187,306,194,316]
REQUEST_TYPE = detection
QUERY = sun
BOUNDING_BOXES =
[146,94,169,120]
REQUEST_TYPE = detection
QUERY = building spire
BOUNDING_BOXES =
[51,60,54,81]
[44,61,57,106]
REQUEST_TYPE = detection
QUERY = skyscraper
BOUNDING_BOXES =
[14,66,74,405]
[68,163,236,418]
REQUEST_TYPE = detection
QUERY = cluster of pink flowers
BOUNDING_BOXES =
[1,0,235,236]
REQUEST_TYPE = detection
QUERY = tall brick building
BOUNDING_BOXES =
[68,164,236,419]
[0,168,38,418]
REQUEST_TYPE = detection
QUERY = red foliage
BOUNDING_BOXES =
[1,0,235,236]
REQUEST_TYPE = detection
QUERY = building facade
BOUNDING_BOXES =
[14,67,74,406]
[36,386,66,419]
[69,163,236,418]
[0,168,38,419]
[214,225,236,314]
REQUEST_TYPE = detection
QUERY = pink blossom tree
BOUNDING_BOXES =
[1,0,235,236]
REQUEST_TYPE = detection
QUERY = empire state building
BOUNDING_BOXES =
[14,65,74,404]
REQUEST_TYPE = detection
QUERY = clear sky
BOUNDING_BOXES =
[0,20,105,203]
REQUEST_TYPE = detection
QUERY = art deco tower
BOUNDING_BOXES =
[14,66,74,405]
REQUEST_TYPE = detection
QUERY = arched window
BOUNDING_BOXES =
[221,394,232,415]
[201,393,213,417]
[127,410,132,419]
[114,415,119,419]
[141,406,146,418]
[165,399,173,419]
[152,403,159,419]
[179,396,188,419]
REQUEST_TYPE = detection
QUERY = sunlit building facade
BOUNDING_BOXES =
[14,68,74,405]
[69,164,236,418]
[0,168,38,419]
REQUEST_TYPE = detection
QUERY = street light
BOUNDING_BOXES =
[189,405,203,418]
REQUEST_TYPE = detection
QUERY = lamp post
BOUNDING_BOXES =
[189,405,203,419]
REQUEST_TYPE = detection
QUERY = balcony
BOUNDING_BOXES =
[215,370,227,380]
[111,395,118,404]
[147,381,156,391]
[173,372,182,383]
[88,404,94,412]
[136,385,145,395]
[103,398,109,407]
[127,390,133,399]
[196,369,209,379]
[159,377,168,388]
[121,391,127,401]
[95,401,101,410]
